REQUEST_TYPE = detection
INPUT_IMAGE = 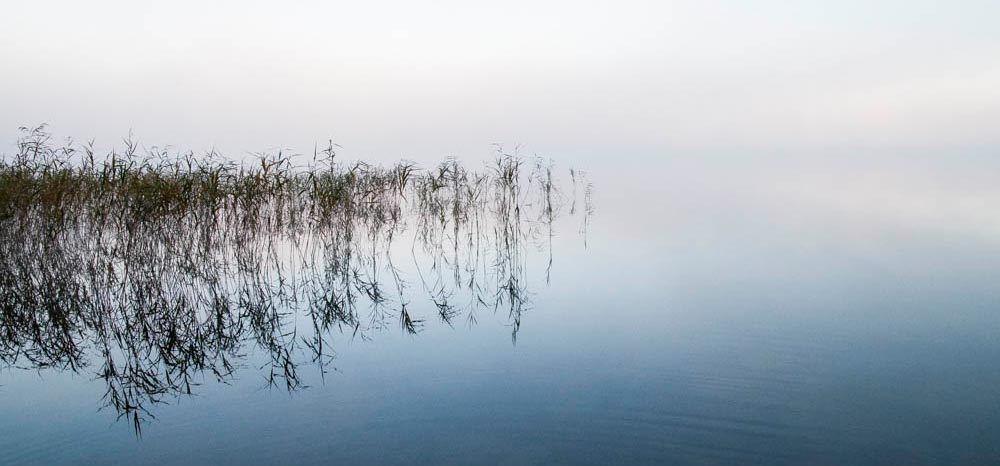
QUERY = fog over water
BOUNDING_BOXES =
[2,1,1000,464]
[2,1,999,161]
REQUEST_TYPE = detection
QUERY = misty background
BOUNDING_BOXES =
[2,1,998,159]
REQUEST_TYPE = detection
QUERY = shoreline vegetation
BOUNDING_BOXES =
[1,125,593,240]
[0,125,593,435]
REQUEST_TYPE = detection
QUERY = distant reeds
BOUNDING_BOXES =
[0,125,593,435]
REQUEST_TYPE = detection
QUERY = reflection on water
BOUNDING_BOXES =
[7,128,1000,465]
[0,127,591,436]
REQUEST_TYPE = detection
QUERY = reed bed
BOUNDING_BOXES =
[0,125,592,435]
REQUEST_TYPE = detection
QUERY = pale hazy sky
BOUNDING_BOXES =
[1,0,998,163]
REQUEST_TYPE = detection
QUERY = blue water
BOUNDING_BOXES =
[2,156,999,464]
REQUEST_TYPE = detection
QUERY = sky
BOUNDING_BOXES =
[1,0,999,165]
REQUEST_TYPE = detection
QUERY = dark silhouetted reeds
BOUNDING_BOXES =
[0,126,593,436]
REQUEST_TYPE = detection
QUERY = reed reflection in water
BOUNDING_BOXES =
[0,126,593,436]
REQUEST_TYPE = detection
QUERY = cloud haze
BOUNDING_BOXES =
[1,0,998,162]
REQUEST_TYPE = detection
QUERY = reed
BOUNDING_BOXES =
[0,125,593,436]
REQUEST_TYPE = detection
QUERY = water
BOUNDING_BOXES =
[2,152,999,465]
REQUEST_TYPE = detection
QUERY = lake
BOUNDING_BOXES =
[1,142,999,465]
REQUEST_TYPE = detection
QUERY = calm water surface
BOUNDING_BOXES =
[2,156,999,465]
